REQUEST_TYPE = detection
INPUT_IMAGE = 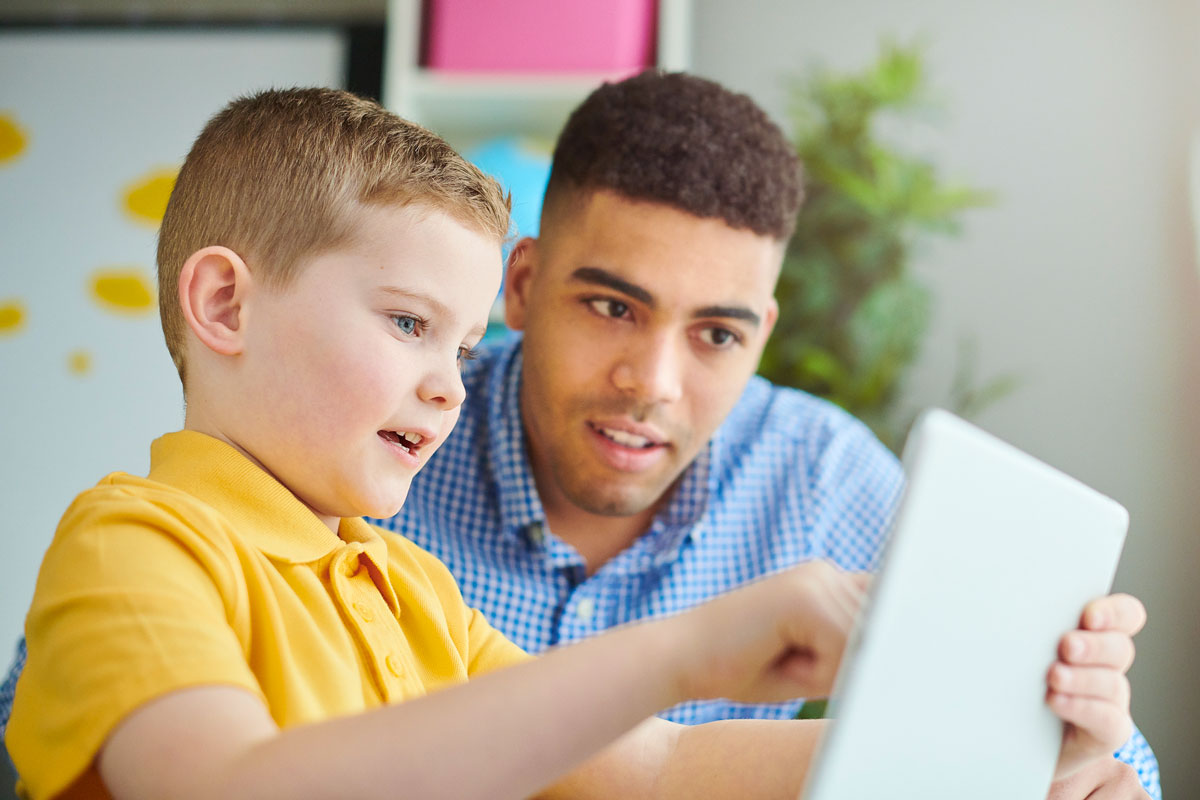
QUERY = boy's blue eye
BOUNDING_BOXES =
[393,315,419,335]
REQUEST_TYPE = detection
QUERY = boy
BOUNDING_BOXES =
[6,88,1136,800]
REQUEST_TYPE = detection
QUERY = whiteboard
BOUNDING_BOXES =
[0,27,346,659]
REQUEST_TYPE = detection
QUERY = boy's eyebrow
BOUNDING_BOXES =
[569,267,655,308]
[570,267,760,327]
[379,285,486,338]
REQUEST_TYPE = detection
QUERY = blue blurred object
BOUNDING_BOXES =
[464,136,552,338]
[464,136,552,250]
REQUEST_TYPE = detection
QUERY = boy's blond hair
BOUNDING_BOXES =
[157,87,511,385]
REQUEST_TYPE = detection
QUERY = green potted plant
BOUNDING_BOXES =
[759,41,1014,452]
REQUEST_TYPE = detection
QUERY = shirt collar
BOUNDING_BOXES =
[147,430,396,597]
[486,339,549,536]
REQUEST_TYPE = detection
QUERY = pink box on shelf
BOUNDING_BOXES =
[424,0,657,73]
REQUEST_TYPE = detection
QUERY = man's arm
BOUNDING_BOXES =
[0,637,22,742]
[0,636,23,781]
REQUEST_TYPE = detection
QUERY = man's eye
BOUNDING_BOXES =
[392,315,421,335]
[587,298,630,319]
[699,327,740,348]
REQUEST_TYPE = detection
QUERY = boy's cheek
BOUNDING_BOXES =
[430,408,463,456]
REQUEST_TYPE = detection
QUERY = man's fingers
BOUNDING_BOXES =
[1081,593,1147,635]
[1048,664,1131,707]
[1060,631,1136,672]
[1049,693,1133,751]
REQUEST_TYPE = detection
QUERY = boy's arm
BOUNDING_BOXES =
[98,561,863,800]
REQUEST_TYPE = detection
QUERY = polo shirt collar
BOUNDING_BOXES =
[147,430,396,598]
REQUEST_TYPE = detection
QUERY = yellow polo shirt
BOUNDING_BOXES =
[7,431,529,800]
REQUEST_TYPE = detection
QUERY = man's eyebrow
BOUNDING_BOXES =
[693,305,761,328]
[569,267,655,307]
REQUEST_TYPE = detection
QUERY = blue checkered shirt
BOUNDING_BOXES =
[0,335,1161,795]
[378,335,902,723]
[374,335,1160,796]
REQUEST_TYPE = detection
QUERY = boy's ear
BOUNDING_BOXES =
[177,245,253,356]
[503,236,539,331]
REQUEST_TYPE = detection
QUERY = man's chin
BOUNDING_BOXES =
[561,482,668,518]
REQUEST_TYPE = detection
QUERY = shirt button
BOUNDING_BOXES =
[527,523,545,546]
[385,654,403,678]
[353,601,374,622]
[574,597,596,622]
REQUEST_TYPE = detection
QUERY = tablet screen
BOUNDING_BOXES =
[801,409,1128,800]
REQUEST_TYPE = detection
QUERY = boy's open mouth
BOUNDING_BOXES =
[379,430,425,454]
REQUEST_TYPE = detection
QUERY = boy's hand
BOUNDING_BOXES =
[672,560,868,705]
[1048,593,1146,782]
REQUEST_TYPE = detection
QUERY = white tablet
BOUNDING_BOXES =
[800,408,1129,800]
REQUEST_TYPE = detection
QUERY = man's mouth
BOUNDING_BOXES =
[379,430,426,454]
[592,424,662,450]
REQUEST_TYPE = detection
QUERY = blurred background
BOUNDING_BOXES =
[1,0,1198,796]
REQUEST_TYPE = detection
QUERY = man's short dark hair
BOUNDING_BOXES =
[543,70,803,240]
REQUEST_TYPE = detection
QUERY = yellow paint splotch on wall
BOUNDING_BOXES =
[0,113,28,164]
[0,299,27,335]
[89,267,156,315]
[123,168,177,226]
[68,349,93,376]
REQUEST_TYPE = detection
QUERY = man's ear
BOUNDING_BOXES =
[762,296,779,344]
[503,236,539,331]
[177,245,252,356]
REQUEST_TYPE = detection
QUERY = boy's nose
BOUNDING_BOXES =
[416,356,467,410]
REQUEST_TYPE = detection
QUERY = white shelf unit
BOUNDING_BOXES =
[383,0,692,149]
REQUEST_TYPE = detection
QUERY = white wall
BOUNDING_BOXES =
[0,29,346,684]
[693,0,1200,795]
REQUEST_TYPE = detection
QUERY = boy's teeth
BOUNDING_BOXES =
[599,427,652,449]
[400,431,423,445]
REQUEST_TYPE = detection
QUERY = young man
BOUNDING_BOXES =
[4,86,883,800]
[379,71,1161,798]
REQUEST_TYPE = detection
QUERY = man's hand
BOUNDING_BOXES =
[1048,593,1146,782]
[1047,756,1149,800]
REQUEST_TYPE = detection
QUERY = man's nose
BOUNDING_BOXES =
[610,333,684,406]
